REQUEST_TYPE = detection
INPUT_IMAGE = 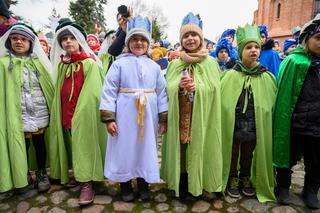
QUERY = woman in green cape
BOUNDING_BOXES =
[221,24,276,203]
[49,21,106,206]
[0,23,54,193]
[273,14,320,209]
[161,12,222,198]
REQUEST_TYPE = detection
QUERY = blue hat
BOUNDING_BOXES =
[215,37,230,56]
[274,40,279,45]
[125,15,152,46]
[221,29,236,39]
[282,38,297,52]
[291,26,301,35]
[259,25,268,39]
[180,12,204,45]
[0,0,10,19]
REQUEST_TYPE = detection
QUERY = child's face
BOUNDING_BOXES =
[285,44,297,54]
[307,32,320,56]
[40,41,48,53]
[61,35,80,55]
[9,34,31,56]
[226,35,234,44]
[128,35,148,56]
[218,48,229,62]
[87,37,97,47]
[242,42,260,64]
[182,32,201,53]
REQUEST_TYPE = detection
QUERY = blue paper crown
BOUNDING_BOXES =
[127,16,152,33]
[181,12,203,30]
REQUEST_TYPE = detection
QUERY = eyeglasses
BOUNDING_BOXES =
[9,36,30,42]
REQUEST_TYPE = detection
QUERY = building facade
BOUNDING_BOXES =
[253,0,319,46]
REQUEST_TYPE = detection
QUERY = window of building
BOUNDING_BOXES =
[315,0,320,17]
[277,3,281,19]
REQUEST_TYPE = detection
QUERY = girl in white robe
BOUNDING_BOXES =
[100,16,168,202]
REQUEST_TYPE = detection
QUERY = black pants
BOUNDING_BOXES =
[276,134,320,192]
[229,132,257,178]
[25,133,47,171]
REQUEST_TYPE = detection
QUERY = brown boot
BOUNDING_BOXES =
[79,182,95,205]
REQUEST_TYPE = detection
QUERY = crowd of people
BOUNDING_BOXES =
[1,1,320,210]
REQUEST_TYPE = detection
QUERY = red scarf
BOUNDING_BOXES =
[60,50,95,64]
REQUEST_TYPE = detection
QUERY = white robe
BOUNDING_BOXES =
[100,53,168,183]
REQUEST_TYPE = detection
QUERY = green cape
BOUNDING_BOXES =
[49,58,106,184]
[0,56,54,192]
[161,56,223,196]
[221,66,276,202]
[99,53,115,79]
[273,48,311,168]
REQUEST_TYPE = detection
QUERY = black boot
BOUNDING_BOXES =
[179,173,189,199]
[137,178,150,201]
[36,170,50,193]
[302,186,320,209]
[275,186,290,205]
[120,180,134,202]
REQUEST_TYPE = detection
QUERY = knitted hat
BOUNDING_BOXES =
[215,37,230,56]
[282,38,297,52]
[8,23,36,41]
[56,20,87,40]
[5,23,37,53]
[180,12,204,47]
[125,15,151,47]
[291,26,301,35]
[87,34,99,44]
[259,25,268,39]
[0,0,10,19]
[236,24,261,59]
[299,14,320,44]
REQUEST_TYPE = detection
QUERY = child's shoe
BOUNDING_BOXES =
[302,187,320,209]
[66,177,79,188]
[241,176,255,197]
[275,186,290,205]
[227,177,241,198]
[36,170,50,192]
[137,178,150,201]
[120,180,135,202]
[79,182,95,205]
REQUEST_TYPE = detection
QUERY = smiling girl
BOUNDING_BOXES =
[161,12,222,198]
[100,16,168,202]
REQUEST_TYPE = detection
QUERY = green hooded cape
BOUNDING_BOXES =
[221,65,276,202]
[273,48,311,168]
[49,58,106,184]
[161,56,222,196]
[99,53,115,79]
[0,56,54,192]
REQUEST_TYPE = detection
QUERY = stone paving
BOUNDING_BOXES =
[1,142,320,213]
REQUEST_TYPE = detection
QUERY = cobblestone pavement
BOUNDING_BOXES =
[0,142,319,213]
